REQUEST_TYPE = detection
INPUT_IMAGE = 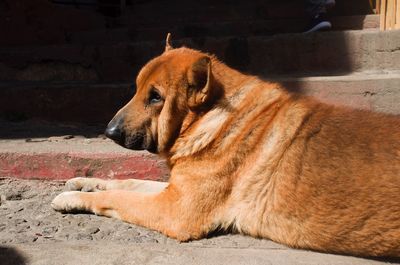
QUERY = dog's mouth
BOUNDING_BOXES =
[113,132,157,154]
[105,121,157,153]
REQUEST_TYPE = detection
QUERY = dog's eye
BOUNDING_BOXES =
[149,89,162,104]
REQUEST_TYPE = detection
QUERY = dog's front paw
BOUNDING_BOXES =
[51,191,86,213]
[65,177,105,192]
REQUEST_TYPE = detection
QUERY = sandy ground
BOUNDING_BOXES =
[0,178,172,244]
[0,178,399,265]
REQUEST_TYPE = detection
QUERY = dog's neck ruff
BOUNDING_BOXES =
[170,78,280,162]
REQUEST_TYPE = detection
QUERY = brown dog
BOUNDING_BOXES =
[52,35,400,257]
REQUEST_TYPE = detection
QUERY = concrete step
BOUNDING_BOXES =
[0,0,374,47]
[2,242,394,265]
[0,72,399,124]
[120,0,373,26]
[276,71,400,115]
[0,82,133,124]
[0,30,398,83]
[0,129,168,181]
[69,15,380,43]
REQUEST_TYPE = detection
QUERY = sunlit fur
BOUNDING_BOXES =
[53,46,400,257]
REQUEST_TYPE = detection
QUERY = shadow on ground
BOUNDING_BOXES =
[0,246,27,265]
[0,119,104,139]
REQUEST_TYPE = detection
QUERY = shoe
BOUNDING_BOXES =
[304,13,332,33]
[325,0,336,8]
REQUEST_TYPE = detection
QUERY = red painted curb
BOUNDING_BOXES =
[0,152,169,181]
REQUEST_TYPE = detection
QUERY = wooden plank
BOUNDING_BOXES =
[375,0,381,13]
[387,0,395,29]
[396,0,400,28]
[380,0,387,30]
[386,0,391,29]
[392,0,397,28]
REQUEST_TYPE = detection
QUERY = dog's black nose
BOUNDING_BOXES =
[105,115,124,143]
[105,125,123,142]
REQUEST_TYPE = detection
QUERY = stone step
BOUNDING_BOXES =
[276,71,400,115]
[0,131,168,181]
[0,0,374,47]
[0,29,398,83]
[1,242,392,265]
[0,82,133,124]
[119,0,373,26]
[69,15,380,43]
[0,71,399,124]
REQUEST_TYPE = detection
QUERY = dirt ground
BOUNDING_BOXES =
[0,178,174,245]
[0,178,282,246]
[0,178,399,265]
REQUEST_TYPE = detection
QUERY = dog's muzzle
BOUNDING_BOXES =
[105,114,156,153]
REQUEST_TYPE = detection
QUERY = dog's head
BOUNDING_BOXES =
[105,34,219,154]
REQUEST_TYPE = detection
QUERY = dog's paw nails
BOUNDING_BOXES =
[51,191,84,212]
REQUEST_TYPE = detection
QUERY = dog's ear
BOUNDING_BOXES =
[165,33,173,52]
[187,56,213,109]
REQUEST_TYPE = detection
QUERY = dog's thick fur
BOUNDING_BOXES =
[52,37,400,257]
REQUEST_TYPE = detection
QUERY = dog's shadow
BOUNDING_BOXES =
[205,227,231,239]
[368,256,400,264]
[206,227,400,264]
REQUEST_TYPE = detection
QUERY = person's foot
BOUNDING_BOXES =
[325,0,336,8]
[303,13,332,33]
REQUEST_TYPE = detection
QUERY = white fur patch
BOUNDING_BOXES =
[229,79,260,107]
[173,108,229,158]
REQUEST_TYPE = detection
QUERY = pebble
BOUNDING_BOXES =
[42,226,58,235]
[0,194,6,204]
[6,191,22,201]
[84,227,100,235]
[84,139,92,144]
